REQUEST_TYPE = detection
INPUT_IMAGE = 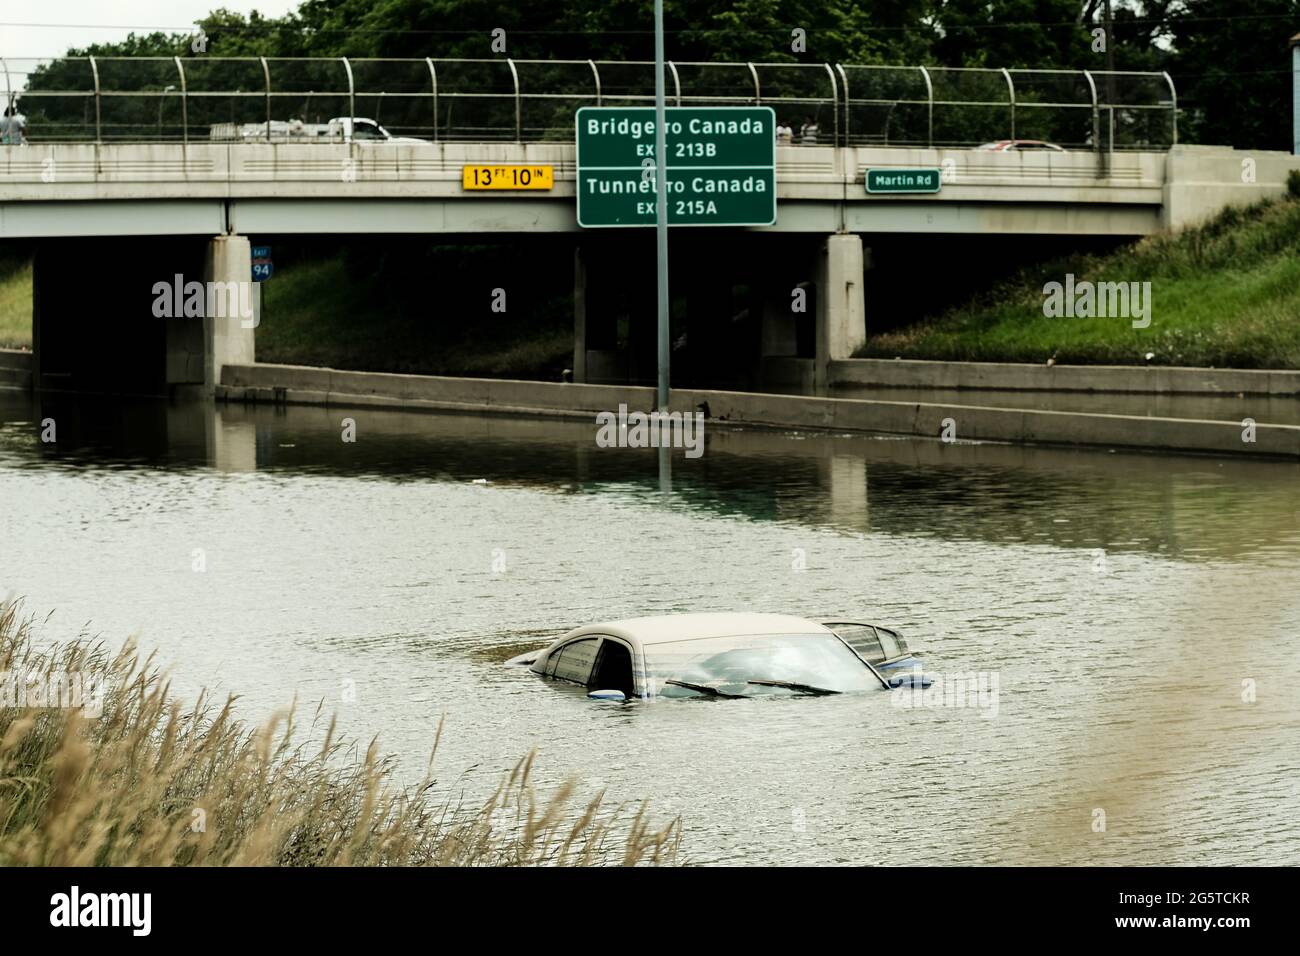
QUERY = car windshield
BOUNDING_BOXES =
[645,633,877,697]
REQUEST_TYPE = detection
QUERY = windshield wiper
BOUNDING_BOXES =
[664,679,745,699]
[747,679,841,696]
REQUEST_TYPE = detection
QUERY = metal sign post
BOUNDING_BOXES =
[654,0,670,412]
[1292,33,1300,155]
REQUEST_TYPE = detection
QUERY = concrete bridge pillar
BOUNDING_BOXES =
[574,241,629,385]
[757,276,811,392]
[761,291,800,358]
[165,235,257,396]
[814,233,866,395]
[203,235,256,394]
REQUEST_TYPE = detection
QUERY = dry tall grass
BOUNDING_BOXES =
[0,603,681,866]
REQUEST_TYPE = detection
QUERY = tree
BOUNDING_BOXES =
[1162,0,1300,150]
[20,0,1290,148]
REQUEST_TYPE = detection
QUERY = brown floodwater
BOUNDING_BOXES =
[1,389,1297,864]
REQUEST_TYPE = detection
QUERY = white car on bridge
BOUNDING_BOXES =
[209,116,425,145]
[977,139,1065,152]
[506,612,930,700]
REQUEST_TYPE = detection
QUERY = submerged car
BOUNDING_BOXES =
[505,612,930,701]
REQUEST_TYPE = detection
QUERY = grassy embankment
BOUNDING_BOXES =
[0,253,33,350]
[0,604,680,866]
[859,182,1300,369]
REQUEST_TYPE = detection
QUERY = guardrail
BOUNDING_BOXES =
[0,56,1176,152]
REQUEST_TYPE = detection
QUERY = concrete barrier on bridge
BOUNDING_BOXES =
[217,362,1300,460]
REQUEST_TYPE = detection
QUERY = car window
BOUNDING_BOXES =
[876,628,903,659]
[590,639,636,697]
[547,637,601,685]
[352,121,383,141]
[829,624,885,663]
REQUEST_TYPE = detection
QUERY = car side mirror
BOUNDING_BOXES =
[588,689,627,701]
[887,672,932,689]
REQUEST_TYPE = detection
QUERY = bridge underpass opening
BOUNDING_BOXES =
[246,234,577,382]
[31,237,209,396]
[234,231,822,394]
[15,225,1159,402]
[578,231,824,392]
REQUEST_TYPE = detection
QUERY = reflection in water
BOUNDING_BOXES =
[1,389,1298,865]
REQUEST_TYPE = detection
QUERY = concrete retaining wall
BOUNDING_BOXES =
[1163,145,1298,230]
[220,362,1300,459]
[830,357,1300,396]
[220,363,654,416]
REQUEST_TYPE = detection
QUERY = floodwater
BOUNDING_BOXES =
[2,389,1298,865]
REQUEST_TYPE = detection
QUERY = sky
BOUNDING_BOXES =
[2,0,302,60]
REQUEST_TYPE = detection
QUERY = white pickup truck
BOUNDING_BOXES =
[208,116,425,144]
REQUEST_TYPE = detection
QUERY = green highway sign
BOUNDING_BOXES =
[576,106,776,228]
[865,168,942,194]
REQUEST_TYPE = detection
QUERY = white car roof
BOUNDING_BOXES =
[566,612,832,648]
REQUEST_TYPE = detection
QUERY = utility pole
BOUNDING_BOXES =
[1103,0,1116,78]
[653,0,670,411]
[1103,0,1116,164]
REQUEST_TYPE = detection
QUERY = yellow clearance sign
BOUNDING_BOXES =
[461,164,554,190]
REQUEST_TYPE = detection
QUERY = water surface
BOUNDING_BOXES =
[2,390,1297,865]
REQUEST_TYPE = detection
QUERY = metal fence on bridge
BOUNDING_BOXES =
[1,56,1177,152]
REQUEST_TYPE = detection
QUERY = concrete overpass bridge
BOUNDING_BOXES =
[1,56,1295,397]
[3,54,1226,240]
[1,140,1286,239]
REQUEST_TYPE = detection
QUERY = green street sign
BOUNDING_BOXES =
[865,168,942,194]
[576,106,777,228]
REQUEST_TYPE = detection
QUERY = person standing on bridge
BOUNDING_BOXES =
[799,117,818,145]
[1,106,26,145]
[776,120,793,144]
